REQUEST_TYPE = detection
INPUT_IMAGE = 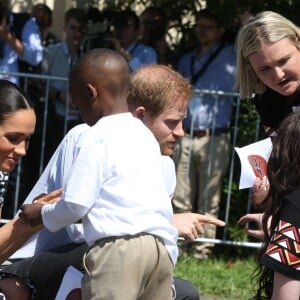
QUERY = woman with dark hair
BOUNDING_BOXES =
[251,112,300,299]
[0,78,36,220]
[0,79,61,300]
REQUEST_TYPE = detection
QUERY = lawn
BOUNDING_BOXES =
[174,247,258,300]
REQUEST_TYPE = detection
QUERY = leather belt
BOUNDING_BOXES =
[185,128,229,138]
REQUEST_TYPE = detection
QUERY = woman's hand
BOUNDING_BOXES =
[237,213,265,240]
[251,176,270,211]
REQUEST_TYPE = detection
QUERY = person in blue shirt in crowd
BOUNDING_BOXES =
[109,9,157,72]
[0,0,43,85]
[173,7,236,259]
[139,6,177,67]
[41,7,88,166]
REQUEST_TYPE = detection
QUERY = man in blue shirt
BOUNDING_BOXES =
[0,0,43,85]
[110,9,157,72]
[173,8,236,259]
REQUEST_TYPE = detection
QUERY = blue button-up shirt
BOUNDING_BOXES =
[177,43,236,130]
[127,42,157,72]
[0,15,43,85]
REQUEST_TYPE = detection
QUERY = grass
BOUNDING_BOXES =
[174,247,258,300]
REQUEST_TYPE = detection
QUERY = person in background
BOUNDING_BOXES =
[31,3,60,48]
[0,0,43,85]
[173,7,236,259]
[41,7,87,164]
[110,9,157,72]
[139,6,177,66]
[235,10,300,146]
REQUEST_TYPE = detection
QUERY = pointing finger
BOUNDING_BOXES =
[198,216,225,227]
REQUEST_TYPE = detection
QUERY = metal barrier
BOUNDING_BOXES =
[0,71,261,249]
[176,88,261,249]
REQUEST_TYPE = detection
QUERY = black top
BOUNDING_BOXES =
[260,189,300,280]
[253,88,295,130]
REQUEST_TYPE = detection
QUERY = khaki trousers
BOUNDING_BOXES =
[82,233,173,300]
[173,133,230,242]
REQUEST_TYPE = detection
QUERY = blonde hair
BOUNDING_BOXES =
[235,11,300,99]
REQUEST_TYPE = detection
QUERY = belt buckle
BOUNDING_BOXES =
[194,129,207,138]
[210,128,228,136]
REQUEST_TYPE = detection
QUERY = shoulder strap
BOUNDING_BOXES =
[191,43,224,85]
[128,42,139,55]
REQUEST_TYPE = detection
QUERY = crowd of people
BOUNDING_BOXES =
[0,1,299,299]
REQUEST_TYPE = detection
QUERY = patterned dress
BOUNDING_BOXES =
[0,172,9,209]
[260,189,300,280]
[0,171,35,297]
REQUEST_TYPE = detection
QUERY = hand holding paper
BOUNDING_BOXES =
[235,138,273,189]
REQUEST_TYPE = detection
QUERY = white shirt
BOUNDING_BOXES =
[11,124,88,259]
[161,155,176,200]
[42,113,178,265]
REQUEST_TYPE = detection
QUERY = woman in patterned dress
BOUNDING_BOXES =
[0,79,61,299]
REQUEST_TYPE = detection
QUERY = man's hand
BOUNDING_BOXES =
[172,213,225,241]
[237,213,265,241]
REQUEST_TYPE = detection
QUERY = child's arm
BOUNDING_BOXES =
[18,188,63,226]
[272,271,300,300]
[19,202,44,226]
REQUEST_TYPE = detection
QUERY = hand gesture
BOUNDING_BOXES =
[251,176,270,211]
[19,188,62,226]
[237,213,265,241]
[173,213,225,241]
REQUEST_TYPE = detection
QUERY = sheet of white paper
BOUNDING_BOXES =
[55,266,83,300]
[235,137,273,189]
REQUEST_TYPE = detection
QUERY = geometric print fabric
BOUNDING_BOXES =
[266,220,300,270]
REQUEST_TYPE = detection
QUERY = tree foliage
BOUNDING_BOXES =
[91,0,300,53]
